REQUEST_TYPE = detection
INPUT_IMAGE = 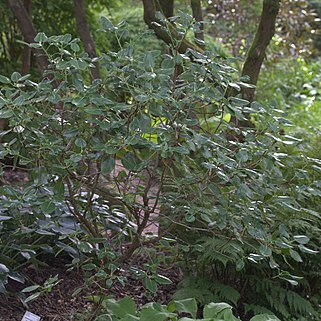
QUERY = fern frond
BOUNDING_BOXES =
[200,237,244,266]
[244,303,274,315]
[286,290,317,317]
[209,280,241,306]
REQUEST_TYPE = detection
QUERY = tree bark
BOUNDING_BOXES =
[228,0,280,129]
[21,0,32,75]
[191,0,205,49]
[74,0,99,80]
[241,0,280,101]
[7,0,49,77]
[142,0,202,54]
[158,0,174,18]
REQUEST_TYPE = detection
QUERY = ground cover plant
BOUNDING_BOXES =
[0,1,321,321]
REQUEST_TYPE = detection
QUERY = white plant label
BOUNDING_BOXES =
[21,311,41,321]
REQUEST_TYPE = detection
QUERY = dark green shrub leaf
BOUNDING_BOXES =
[34,32,48,42]
[24,292,41,303]
[298,245,318,254]
[290,249,303,262]
[101,157,115,174]
[154,275,172,285]
[41,201,55,214]
[53,181,65,198]
[82,263,97,271]
[101,16,115,30]
[11,72,21,82]
[170,298,197,318]
[0,75,10,84]
[0,215,12,221]
[0,264,9,274]
[144,277,157,293]
[22,285,40,293]
[104,297,136,318]
[0,109,14,118]
[259,245,272,257]
[75,138,87,148]
[250,314,281,321]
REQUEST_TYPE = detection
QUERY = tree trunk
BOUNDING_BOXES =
[21,0,32,75]
[241,0,280,101]
[191,0,205,49]
[7,0,49,77]
[142,0,202,54]
[158,0,174,18]
[228,0,280,129]
[74,0,99,80]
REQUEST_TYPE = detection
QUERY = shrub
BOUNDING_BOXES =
[0,14,320,320]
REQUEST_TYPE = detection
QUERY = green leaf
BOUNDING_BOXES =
[119,316,139,321]
[34,32,48,42]
[70,154,82,163]
[70,59,88,70]
[61,34,72,43]
[75,138,87,148]
[8,272,25,283]
[41,201,55,214]
[228,82,240,91]
[298,244,318,254]
[0,264,9,274]
[144,52,154,70]
[24,292,41,303]
[122,153,139,171]
[11,72,21,82]
[18,74,31,82]
[161,58,175,69]
[185,213,195,223]
[144,277,157,293]
[104,297,137,319]
[0,97,5,108]
[311,165,321,173]
[0,109,13,118]
[170,298,197,319]
[140,306,173,321]
[22,285,40,293]
[0,215,12,221]
[250,314,281,321]
[101,157,115,174]
[154,275,172,285]
[0,75,10,84]
[289,249,303,262]
[259,245,272,257]
[293,235,309,244]
[78,242,94,254]
[101,16,115,30]
[236,150,249,162]
[82,263,97,271]
[203,302,237,320]
[70,43,80,52]
[53,181,65,198]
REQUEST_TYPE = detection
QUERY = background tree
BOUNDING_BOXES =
[6,0,49,77]
[74,0,100,79]
[240,0,280,101]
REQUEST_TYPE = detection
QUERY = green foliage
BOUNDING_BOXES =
[257,58,321,135]
[0,12,320,321]
[79,296,280,321]
[96,7,163,55]
[174,277,241,306]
